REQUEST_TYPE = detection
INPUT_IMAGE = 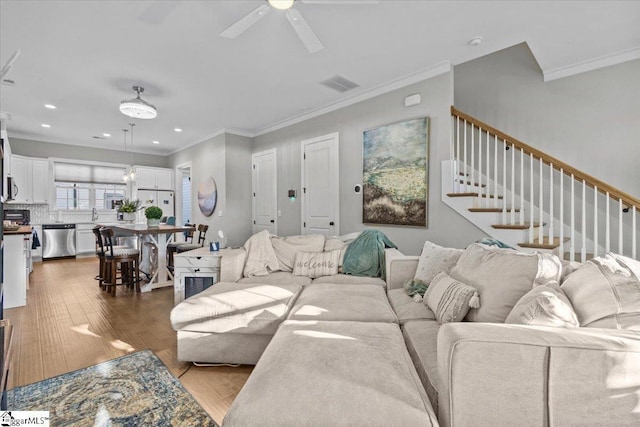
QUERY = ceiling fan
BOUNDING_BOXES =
[220,0,379,54]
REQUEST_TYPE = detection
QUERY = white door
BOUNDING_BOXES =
[252,149,277,234]
[301,132,339,236]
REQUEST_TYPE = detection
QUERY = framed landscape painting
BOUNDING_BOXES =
[363,117,429,226]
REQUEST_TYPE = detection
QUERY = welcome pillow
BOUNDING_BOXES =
[293,250,340,279]
[414,241,463,285]
[449,244,562,323]
[561,253,640,330]
[271,234,326,272]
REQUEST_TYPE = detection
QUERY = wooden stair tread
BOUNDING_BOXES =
[469,208,520,213]
[519,237,569,250]
[447,192,503,200]
[492,222,544,230]
[457,180,486,188]
[563,252,595,261]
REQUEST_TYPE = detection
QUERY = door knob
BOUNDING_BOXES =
[270,220,275,223]
[329,221,334,226]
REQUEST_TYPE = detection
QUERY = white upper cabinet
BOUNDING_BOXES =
[134,166,174,190]
[9,155,30,203]
[31,158,49,203]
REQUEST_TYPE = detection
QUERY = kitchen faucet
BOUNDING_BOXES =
[92,207,98,222]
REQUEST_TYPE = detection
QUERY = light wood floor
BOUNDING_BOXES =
[4,257,252,424]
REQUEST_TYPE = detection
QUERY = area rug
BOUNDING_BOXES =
[7,350,218,426]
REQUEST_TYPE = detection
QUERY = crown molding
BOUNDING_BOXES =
[167,128,254,155]
[543,45,640,82]
[253,61,452,137]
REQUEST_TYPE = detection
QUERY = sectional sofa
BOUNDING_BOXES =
[170,233,640,426]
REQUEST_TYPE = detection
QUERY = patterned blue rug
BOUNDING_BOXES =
[7,350,217,426]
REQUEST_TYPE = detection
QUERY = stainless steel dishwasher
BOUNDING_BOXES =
[42,224,77,260]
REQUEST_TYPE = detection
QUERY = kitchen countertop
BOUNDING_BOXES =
[4,226,33,235]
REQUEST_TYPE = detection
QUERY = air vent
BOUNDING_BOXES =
[320,75,359,93]
[92,136,106,140]
[2,79,15,86]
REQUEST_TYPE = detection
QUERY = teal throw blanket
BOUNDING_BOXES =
[342,230,397,279]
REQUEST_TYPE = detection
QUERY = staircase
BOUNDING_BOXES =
[443,107,640,262]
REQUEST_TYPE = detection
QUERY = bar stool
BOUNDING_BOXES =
[100,228,141,297]
[167,223,195,271]
[93,226,127,290]
[176,224,209,254]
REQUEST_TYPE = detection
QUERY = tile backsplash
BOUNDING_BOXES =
[5,203,117,224]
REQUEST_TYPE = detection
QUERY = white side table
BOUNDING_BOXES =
[173,246,222,305]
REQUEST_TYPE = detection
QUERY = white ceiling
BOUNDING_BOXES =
[1,0,639,155]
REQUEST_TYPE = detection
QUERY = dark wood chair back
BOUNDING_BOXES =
[99,228,116,257]
[93,226,105,255]
[196,224,208,246]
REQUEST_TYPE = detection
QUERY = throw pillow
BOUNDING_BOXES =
[449,243,562,323]
[324,238,349,270]
[561,253,640,330]
[414,241,463,284]
[505,284,579,328]
[293,250,340,279]
[423,272,480,323]
[271,234,325,272]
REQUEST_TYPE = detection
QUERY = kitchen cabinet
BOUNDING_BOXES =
[4,231,31,308]
[9,155,29,203]
[31,159,49,203]
[134,166,174,190]
[76,223,96,255]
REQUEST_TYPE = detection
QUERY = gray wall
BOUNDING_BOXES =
[11,137,168,167]
[167,133,253,248]
[454,43,640,199]
[253,71,486,255]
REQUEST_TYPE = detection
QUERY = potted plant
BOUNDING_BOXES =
[145,206,163,227]
[118,198,141,222]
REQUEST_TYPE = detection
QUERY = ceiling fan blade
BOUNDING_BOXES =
[220,4,271,39]
[0,49,21,81]
[285,9,324,53]
[138,1,180,25]
[301,0,379,4]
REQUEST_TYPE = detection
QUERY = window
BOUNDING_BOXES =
[95,184,126,210]
[181,174,191,224]
[54,161,127,211]
[56,183,91,210]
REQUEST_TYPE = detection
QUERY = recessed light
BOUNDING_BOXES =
[41,123,51,128]
[174,128,182,132]
[468,37,483,46]
[103,133,111,137]
[152,140,160,144]
[44,104,57,109]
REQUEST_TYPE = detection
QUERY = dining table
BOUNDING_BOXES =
[107,223,196,292]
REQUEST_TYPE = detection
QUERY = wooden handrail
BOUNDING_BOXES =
[451,106,640,210]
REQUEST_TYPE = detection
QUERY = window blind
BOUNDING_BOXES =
[54,162,126,184]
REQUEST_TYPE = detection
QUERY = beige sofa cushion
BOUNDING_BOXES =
[270,234,325,272]
[170,281,302,335]
[387,288,436,324]
[324,238,349,269]
[402,320,442,414]
[450,244,562,323]
[561,253,640,330]
[243,230,280,277]
[287,284,397,323]
[311,274,386,286]
[224,321,438,426]
[414,241,463,284]
[238,271,312,287]
[506,284,579,328]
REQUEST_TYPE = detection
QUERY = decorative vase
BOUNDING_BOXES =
[122,212,136,222]
[147,218,161,227]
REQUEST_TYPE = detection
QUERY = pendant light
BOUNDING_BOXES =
[122,128,130,182]
[120,86,157,119]
[128,123,136,182]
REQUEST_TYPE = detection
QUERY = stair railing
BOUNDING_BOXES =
[450,106,639,261]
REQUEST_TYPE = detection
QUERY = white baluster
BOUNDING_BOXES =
[559,170,564,256]
[606,193,610,253]
[510,143,515,225]
[502,139,507,224]
[455,116,460,191]
[463,120,468,193]
[471,124,475,198]
[633,206,637,259]
[619,199,623,255]
[549,163,554,244]
[486,131,491,209]
[494,134,498,209]
[529,155,534,243]
[581,180,586,262]
[478,127,483,206]
[593,186,598,257]
[539,158,544,242]
[520,148,524,225]
[570,175,575,262]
